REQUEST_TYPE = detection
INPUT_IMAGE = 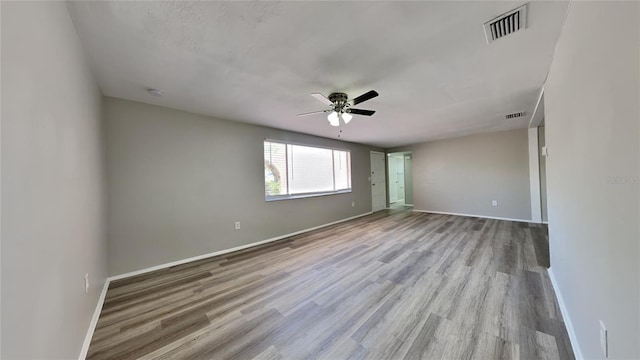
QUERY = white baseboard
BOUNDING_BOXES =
[548,267,584,360]
[78,279,110,360]
[404,203,414,206]
[413,209,538,223]
[109,211,373,281]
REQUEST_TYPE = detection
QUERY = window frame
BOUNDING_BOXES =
[264,139,352,202]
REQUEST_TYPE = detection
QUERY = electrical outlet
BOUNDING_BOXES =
[492,200,498,206]
[600,320,608,358]
[352,202,355,207]
[234,221,241,230]
[84,273,89,294]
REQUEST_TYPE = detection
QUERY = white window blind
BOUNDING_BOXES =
[264,140,351,199]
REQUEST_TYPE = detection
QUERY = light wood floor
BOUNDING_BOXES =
[88,209,573,360]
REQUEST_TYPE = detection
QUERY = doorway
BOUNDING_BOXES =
[370,151,386,212]
[538,125,548,223]
[387,152,413,209]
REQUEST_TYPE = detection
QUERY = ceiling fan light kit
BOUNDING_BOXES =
[326,111,352,127]
[327,111,340,126]
[298,90,379,127]
[341,112,353,124]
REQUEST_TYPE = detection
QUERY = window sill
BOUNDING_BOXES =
[266,189,352,202]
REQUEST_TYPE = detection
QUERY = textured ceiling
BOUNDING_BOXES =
[67,1,568,148]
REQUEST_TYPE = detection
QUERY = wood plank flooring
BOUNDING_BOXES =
[88,209,574,360]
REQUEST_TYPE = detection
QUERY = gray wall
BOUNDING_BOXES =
[545,2,639,358]
[538,126,548,222]
[1,2,107,358]
[105,97,378,275]
[390,129,532,220]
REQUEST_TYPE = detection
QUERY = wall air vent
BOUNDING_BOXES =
[506,112,526,119]
[484,4,528,44]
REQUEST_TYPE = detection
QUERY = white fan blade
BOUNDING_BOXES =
[310,93,333,106]
[297,110,329,117]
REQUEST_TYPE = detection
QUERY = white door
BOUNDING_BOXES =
[397,170,405,203]
[370,152,386,212]
[388,156,398,203]
[394,156,405,203]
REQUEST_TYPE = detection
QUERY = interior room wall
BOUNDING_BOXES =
[389,128,532,221]
[1,2,107,358]
[545,2,639,358]
[105,97,379,275]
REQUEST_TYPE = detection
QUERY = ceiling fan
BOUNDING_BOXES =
[297,90,379,127]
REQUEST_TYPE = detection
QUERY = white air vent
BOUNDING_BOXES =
[484,4,528,44]
[506,112,526,119]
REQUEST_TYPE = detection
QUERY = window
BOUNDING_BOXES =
[264,140,351,200]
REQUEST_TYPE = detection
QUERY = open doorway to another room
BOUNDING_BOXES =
[538,125,548,223]
[387,152,413,210]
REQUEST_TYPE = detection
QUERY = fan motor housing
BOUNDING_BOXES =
[328,93,349,109]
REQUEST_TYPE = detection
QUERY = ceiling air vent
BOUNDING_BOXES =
[484,4,528,44]
[506,112,526,119]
